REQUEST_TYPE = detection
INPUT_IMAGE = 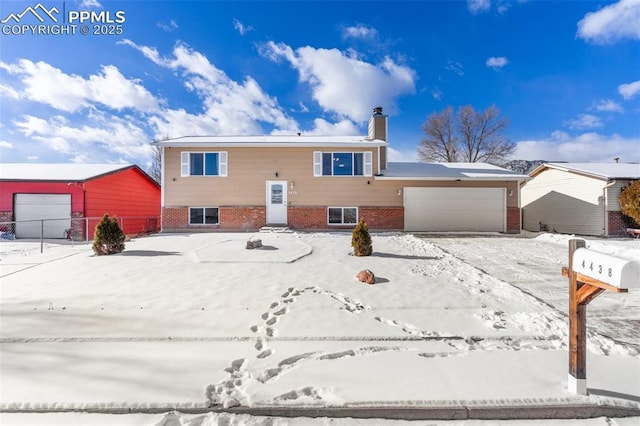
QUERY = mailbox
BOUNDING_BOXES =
[572,248,640,290]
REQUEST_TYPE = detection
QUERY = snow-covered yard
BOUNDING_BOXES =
[0,231,639,425]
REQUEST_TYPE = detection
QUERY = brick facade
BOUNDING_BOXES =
[288,206,327,229]
[220,206,266,230]
[69,211,85,240]
[0,211,11,222]
[163,205,405,231]
[506,207,521,234]
[359,206,404,230]
[607,211,627,237]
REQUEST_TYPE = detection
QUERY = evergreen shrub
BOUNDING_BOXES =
[352,219,372,256]
[92,214,125,255]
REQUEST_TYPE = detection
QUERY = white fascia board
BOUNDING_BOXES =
[374,176,528,181]
[159,141,386,148]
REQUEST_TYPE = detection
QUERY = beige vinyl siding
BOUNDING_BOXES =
[164,147,383,207]
[521,169,605,236]
[164,146,518,209]
[605,180,631,212]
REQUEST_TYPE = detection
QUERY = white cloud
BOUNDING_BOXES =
[468,0,491,14]
[157,20,178,32]
[486,56,508,70]
[446,61,464,76]
[564,114,603,130]
[618,80,640,100]
[13,113,152,159]
[27,156,39,160]
[514,131,640,162]
[0,140,14,149]
[431,87,443,101]
[0,59,159,113]
[233,18,253,35]
[124,40,298,137]
[577,0,640,44]
[78,0,102,8]
[387,146,419,162]
[342,24,378,40]
[592,99,623,112]
[260,41,416,122]
[0,83,20,99]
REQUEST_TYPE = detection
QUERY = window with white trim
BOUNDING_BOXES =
[313,152,372,177]
[327,207,358,225]
[189,207,219,225]
[181,152,228,176]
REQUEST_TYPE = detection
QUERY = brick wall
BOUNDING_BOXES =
[70,211,84,240]
[162,207,189,231]
[607,211,627,237]
[162,206,266,231]
[506,207,521,234]
[163,205,404,231]
[360,206,404,230]
[288,206,327,229]
[220,206,266,230]
[0,211,11,222]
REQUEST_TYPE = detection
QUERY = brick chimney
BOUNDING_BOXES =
[367,106,387,141]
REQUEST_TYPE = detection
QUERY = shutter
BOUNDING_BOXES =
[313,151,322,177]
[364,151,373,177]
[180,152,189,177]
[219,151,228,177]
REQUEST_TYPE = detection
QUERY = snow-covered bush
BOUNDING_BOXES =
[92,214,125,255]
[619,181,640,228]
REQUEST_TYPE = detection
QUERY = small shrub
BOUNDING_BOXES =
[92,214,125,255]
[352,219,372,256]
[619,181,640,228]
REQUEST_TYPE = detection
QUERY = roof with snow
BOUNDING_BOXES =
[154,135,386,148]
[530,163,640,180]
[377,162,529,181]
[0,163,137,181]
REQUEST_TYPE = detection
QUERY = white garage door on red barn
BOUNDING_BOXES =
[404,187,506,232]
[15,194,71,239]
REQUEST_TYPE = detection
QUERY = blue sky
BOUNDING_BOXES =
[0,0,639,170]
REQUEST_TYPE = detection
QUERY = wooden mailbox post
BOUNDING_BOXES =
[562,239,640,395]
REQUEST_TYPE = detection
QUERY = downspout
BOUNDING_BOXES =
[603,180,617,237]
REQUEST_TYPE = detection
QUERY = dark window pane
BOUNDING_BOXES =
[204,208,219,224]
[189,208,204,224]
[343,208,357,224]
[354,153,364,175]
[333,153,352,175]
[271,184,283,204]
[322,153,332,176]
[190,153,204,175]
[328,208,342,224]
[204,153,218,176]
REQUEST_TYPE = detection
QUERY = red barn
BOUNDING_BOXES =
[0,164,160,239]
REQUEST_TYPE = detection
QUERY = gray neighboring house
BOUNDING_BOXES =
[521,163,640,237]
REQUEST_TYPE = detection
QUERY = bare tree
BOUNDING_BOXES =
[418,106,458,162]
[148,144,162,183]
[419,105,515,164]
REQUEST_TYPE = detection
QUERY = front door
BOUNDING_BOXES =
[266,181,287,225]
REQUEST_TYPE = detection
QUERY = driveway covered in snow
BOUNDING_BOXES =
[417,233,640,349]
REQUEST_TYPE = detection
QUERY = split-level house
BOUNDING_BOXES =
[157,107,528,233]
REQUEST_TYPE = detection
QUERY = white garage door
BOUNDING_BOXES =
[404,187,506,232]
[15,194,71,239]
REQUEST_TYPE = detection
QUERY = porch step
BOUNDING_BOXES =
[259,226,292,233]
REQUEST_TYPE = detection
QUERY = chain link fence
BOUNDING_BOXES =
[0,216,159,252]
